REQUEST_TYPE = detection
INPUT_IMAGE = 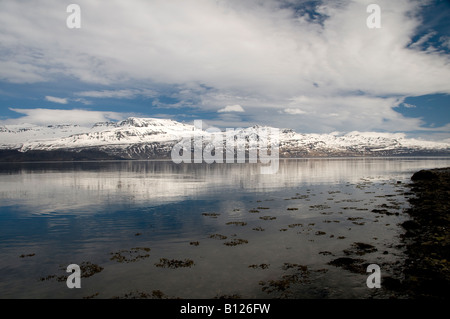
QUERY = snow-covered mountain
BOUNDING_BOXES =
[0,117,449,161]
[277,129,450,157]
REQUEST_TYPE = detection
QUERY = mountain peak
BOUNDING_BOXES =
[117,117,187,128]
[119,117,151,127]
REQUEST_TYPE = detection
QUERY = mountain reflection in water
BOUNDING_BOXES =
[0,158,449,298]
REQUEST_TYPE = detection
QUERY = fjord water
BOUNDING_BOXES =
[0,158,449,299]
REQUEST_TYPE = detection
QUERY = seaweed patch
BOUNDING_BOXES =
[110,247,151,263]
[155,258,195,269]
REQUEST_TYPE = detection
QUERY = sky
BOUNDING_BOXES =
[0,0,449,140]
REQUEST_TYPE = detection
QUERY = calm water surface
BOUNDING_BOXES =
[0,158,449,299]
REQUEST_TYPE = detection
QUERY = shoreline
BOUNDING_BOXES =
[394,167,450,299]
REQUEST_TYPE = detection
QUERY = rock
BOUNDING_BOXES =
[411,170,438,181]
[396,167,450,299]
[327,257,367,274]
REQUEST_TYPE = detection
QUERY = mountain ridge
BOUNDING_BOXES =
[0,117,449,161]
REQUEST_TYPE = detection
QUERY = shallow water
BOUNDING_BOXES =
[0,157,449,299]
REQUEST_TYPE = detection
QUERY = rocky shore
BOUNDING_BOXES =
[397,167,450,299]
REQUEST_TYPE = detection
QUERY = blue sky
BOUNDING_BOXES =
[0,0,449,141]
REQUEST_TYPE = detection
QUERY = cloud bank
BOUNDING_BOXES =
[4,108,128,127]
[0,0,449,134]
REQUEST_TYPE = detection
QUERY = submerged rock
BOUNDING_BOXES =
[343,242,377,256]
[209,234,227,240]
[110,247,151,263]
[155,258,195,269]
[248,263,270,269]
[224,238,248,246]
[328,257,368,274]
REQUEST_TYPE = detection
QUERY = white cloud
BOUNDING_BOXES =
[4,108,129,127]
[441,36,450,49]
[241,95,426,133]
[72,98,92,105]
[75,89,157,99]
[283,108,307,115]
[45,96,68,104]
[0,61,47,84]
[0,0,449,134]
[218,105,245,113]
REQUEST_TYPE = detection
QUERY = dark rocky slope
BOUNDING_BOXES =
[398,167,450,298]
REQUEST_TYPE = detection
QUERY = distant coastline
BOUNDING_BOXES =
[1,148,449,163]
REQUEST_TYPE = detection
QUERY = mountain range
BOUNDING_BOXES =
[0,117,449,162]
